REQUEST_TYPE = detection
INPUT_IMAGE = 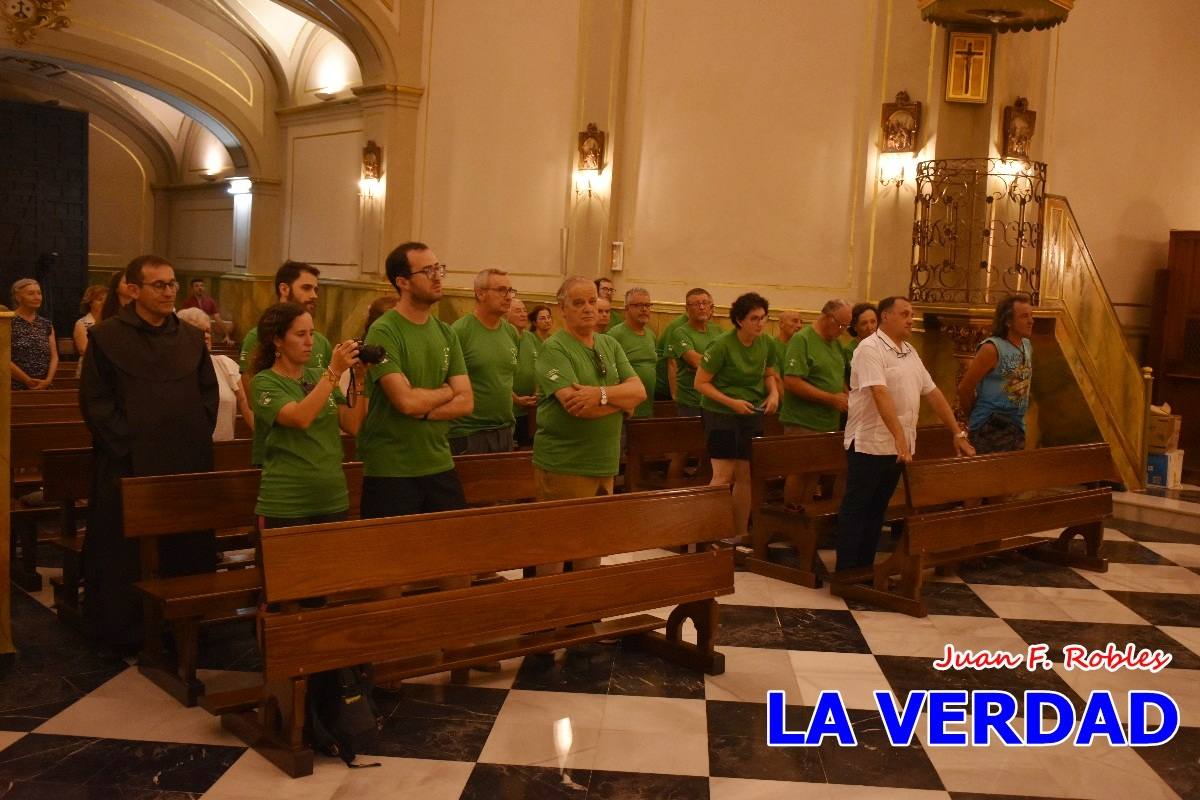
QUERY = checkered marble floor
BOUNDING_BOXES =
[3,511,1200,799]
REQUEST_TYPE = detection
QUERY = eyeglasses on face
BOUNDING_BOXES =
[627,302,653,310]
[687,300,712,308]
[140,280,179,293]
[411,263,448,280]
[486,286,517,297]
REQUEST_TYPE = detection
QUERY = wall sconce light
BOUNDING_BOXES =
[359,139,383,198]
[878,154,909,187]
[314,90,339,102]
[226,177,252,195]
[578,123,605,172]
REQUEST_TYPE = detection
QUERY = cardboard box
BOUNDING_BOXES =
[1148,414,1182,453]
[1147,449,1184,488]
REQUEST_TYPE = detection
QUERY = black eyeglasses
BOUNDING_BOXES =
[411,263,448,280]
[880,338,910,359]
[139,280,180,293]
[591,348,608,380]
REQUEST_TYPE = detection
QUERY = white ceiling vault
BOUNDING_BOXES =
[0,0,404,184]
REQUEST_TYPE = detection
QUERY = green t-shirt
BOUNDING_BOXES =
[512,330,539,418]
[357,310,467,478]
[608,322,657,417]
[667,321,722,408]
[240,327,333,464]
[769,337,790,374]
[698,330,772,414]
[780,325,848,432]
[654,314,688,401]
[533,331,636,477]
[449,314,519,438]
[252,367,347,518]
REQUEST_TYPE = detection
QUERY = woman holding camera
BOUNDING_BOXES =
[694,292,779,543]
[251,303,367,529]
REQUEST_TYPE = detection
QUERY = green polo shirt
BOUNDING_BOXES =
[608,321,657,417]
[240,326,333,464]
[699,330,772,414]
[252,368,347,518]
[780,325,848,432]
[654,314,688,401]
[449,314,519,438]
[533,331,636,477]
[357,310,467,477]
[512,330,539,418]
[667,320,722,408]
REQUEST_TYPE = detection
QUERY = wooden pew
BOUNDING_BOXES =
[8,422,93,591]
[123,451,536,707]
[625,416,711,492]
[225,484,734,778]
[47,377,80,390]
[41,436,302,628]
[12,389,77,406]
[624,413,785,494]
[744,426,956,588]
[12,404,82,424]
[828,443,1114,616]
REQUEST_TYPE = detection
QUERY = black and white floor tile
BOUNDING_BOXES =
[2,495,1198,799]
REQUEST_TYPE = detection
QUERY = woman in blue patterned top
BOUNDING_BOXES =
[957,293,1034,453]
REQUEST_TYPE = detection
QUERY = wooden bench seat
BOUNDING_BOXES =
[12,389,77,406]
[123,451,536,707]
[828,443,1114,616]
[744,426,955,587]
[224,484,734,778]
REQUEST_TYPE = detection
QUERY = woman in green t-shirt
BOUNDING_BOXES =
[694,292,779,542]
[250,303,366,529]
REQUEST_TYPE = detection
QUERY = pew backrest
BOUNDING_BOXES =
[260,485,732,604]
[625,415,711,491]
[12,389,77,406]
[904,442,1115,510]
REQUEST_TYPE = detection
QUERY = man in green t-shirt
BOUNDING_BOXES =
[358,242,474,518]
[506,297,539,447]
[769,310,804,398]
[449,268,525,454]
[655,312,688,401]
[595,277,620,332]
[608,287,657,418]
[781,298,851,433]
[239,261,333,464]
[781,298,852,506]
[666,287,721,416]
[533,277,644,516]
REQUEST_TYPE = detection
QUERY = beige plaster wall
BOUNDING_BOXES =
[1044,0,1200,327]
[413,0,581,297]
[87,121,155,270]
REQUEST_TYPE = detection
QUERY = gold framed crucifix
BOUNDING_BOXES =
[945,32,992,103]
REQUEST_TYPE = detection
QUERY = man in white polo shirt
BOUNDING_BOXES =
[836,296,974,572]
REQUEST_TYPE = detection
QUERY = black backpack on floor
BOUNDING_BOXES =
[306,664,383,768]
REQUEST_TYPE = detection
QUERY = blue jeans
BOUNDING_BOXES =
[835,443,904,572]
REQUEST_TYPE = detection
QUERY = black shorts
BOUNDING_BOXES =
[703,410,763,460]
[360,469,467,518]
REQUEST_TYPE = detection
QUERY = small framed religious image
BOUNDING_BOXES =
[1002,97,1036,160]
[945,31,992,103]
[881,91,922,153]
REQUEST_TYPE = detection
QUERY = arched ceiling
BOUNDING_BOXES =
[0,0,392,182]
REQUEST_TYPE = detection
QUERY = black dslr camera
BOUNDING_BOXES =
[356,341,388,365]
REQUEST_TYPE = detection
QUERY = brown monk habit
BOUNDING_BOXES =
[80,303,219,649]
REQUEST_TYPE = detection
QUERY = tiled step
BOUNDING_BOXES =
[1113,486,1200,535]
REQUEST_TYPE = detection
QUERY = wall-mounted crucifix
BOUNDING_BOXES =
[945,31,992,103]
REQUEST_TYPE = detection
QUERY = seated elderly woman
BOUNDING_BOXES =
[177,306,253,441]
[9,278,58,390]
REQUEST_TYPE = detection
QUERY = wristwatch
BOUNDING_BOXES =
[600,386,608,406]
[955,430,968,439]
